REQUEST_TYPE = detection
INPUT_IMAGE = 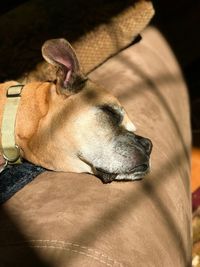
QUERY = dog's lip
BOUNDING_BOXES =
[78,153,149,183]
[130,163,149,173]
[95,164,149,184]
[96,163,149,176]
[95,168,118,184]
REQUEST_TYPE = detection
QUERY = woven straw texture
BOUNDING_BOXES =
[74,1,155,74]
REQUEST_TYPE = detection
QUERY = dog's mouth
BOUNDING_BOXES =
[78,153,150,184]
[94,164,150,184]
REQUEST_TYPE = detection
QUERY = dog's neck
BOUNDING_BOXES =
[0,81,52,164]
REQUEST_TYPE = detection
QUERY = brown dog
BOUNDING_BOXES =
[0,39,152,183]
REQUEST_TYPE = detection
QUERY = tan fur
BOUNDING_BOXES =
[0,39,151,182]
[0,80,133,174]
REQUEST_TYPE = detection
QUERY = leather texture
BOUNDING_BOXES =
[0,27,191,266]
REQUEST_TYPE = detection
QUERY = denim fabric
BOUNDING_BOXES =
[0,162,45,204]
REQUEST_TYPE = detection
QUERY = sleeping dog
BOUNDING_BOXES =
[0,39,152,183]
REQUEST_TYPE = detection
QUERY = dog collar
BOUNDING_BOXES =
[1,84,24,165]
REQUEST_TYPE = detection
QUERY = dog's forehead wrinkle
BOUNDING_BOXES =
[80,80,120,106]
[82,88,98,102]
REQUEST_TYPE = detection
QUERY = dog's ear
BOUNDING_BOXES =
[42,38,87,95]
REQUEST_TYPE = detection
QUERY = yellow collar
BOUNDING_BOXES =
[1,84,24,165]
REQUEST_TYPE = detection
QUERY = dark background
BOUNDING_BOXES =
[152,0,200,146]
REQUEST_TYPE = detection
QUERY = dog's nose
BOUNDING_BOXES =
[134,135,152,155]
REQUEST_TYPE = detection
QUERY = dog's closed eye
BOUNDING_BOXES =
[98,104,124,125]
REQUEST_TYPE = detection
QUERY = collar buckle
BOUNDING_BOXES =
[3,145,21,164]
[6,84,23,98]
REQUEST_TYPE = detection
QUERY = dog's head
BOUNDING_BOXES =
[30,39,152,183]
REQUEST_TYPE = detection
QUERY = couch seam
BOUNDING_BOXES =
[0,239,123,267]
[30,245,114,266]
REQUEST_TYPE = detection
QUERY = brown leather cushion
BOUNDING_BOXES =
[0,27,191,266]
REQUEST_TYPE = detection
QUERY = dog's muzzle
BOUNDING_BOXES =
[95,134,152,184]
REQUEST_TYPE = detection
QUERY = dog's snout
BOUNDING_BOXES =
[125,132,152,155]
[134,135,152,155]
